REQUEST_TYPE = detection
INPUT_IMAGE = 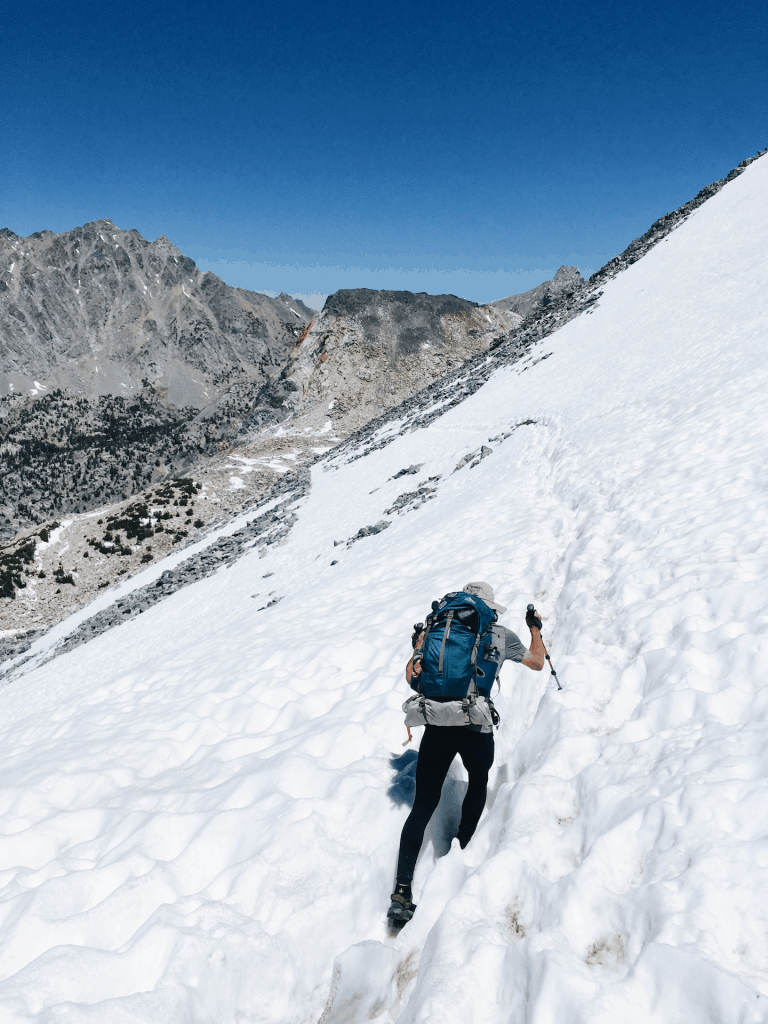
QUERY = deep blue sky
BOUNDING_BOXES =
[2,0,766,306]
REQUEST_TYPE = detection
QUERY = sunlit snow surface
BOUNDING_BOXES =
[1,156,768,1023]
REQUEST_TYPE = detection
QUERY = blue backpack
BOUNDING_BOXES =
[414,592,499,699]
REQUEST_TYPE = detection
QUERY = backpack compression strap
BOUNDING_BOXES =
[462,669,479,723]
[462,628,493,724]
[437,611,454,675]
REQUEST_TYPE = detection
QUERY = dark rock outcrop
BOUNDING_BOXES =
[323,289,481,356]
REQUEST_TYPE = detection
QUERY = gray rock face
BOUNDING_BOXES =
[0,219,316,542]
[490,266,585,319]
[240,287,519,436]
[322,289,482,356]
[0,220,312,407]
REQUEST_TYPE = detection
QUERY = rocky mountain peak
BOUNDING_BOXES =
[0,220,312,407]
[490,265,585,319]
[552,265,583,289]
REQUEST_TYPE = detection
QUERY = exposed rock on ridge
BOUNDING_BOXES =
[322,288,489,353]
[490,265,584,318]
[0,281,520,632]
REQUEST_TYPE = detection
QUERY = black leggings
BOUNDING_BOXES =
[396,726,495,884]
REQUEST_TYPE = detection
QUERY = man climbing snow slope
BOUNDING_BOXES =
[388,582,546,923]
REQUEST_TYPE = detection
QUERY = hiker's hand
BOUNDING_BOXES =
[526,607,543,631]
[406,655,422,683]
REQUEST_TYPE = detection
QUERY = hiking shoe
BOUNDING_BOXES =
[387,891,416,922]
[387,883,416,922]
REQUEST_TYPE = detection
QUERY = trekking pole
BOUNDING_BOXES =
[527,604,563,690]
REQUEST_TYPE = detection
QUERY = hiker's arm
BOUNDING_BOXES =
[521,627,546,671]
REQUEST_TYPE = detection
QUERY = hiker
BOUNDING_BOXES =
[387,582,546,923]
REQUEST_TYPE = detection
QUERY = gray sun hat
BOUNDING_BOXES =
[463,581,507,614]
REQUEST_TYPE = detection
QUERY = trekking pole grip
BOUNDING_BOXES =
[527,603,562,690]
[526,603,542,630]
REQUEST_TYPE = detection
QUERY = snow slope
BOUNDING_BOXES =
[0,153,767,1023]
